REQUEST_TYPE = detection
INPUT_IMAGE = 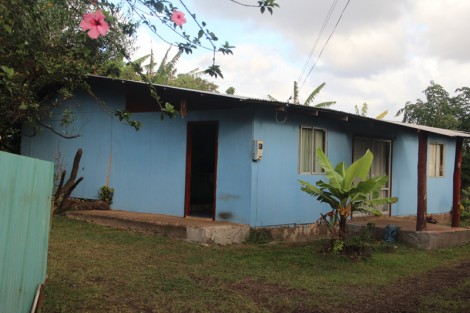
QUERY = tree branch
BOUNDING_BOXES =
[38,121,81,139]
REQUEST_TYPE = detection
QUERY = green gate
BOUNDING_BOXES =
[0,152,54,313]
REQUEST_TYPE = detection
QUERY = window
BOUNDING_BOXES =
[429,143,445,177]
[299,126,326,173]
[353,137,392,214]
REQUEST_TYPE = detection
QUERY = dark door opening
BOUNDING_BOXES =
[184,122,218,219]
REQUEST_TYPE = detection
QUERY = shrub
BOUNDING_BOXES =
[99,186,115,204]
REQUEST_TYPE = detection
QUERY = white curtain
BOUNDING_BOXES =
[429,144,444,177]
[313,129,325,172]
[353,138,391,213]
[300,128,325,173]
[429,144,437,176]
[353,138,370,162]
[300,128,313,173]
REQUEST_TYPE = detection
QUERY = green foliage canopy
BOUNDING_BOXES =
[396,81,470,187]
[0,0,136,151]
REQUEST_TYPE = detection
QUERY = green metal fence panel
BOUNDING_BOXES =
[0,152,54,313]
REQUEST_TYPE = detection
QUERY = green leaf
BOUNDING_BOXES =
[342,149,373,191]
[353,176,388,195]
[1,66,14,78]
[361,197,398,208]
[204,65,223,79]
[3,24,12,34]
[299,180,339,207]
[334,162,346,178]
[305,82,325,105]
[314,101,336,108]
[316,148,343,189]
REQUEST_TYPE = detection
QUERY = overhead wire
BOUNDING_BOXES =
[297,0,338,86]
[299,0,351,92]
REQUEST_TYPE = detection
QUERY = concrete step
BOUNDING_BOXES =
[348,217,470,250]
[66,210,249,245]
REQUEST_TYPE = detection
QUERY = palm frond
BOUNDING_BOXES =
[267,95,278,101]
[314,101,336,108]
[375,110,388,119]
[293,81,299,104]
[305,82,325,105]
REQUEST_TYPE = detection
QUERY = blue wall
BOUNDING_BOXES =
[248,113,459,226]
[250,109,353,226]
[22,81,254,224]
[427,135,456,215]
[22,79,460,226]
[390,130,419,216]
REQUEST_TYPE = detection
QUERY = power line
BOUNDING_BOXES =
[297,0,338,85]
[299,0,351,92]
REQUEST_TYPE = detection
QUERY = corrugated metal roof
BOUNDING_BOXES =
[88,75,470,139]
[244,99,470,138]
[386,121,470,138]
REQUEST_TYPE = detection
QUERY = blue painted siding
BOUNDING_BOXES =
[427,135,455,215]
[390,131,419,216]
[211,109,253,224]
[21,78,461,226]
[109,111,187,215]
[22,87,254,224]
[250,109,352,226]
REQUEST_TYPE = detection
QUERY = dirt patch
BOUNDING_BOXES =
[228,261,470,313]
[232,278,322,313]
[338,261,470,313]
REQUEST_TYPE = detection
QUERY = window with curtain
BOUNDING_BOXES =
[353,137,392,214]
[429,143,445,177]
[299,127,326,174]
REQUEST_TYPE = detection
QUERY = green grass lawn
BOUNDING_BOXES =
[43,217,470,313]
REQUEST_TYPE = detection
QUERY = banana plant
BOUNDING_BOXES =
[299,148,398,242]
[267,81,336,108]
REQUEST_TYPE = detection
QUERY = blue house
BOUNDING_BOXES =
[22,76,470,229]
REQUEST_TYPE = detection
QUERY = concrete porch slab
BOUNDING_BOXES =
[66,210,249,245]
[348,217,470,250]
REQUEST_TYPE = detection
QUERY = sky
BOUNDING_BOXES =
[132,0,470,120]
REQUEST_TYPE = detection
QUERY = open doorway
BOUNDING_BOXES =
[184,122,218,219]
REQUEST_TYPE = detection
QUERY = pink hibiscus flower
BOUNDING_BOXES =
[171,10,187,26]
[80,10,110,39]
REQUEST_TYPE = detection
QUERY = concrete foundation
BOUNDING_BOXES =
[66,210,249,245]
[348,216,470,250]
[257,223,328,242]
[65,210,470,249]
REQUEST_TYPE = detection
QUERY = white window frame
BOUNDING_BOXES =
[298,126,327,174]
[429,143,445,177]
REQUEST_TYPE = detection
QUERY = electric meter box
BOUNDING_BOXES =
[252,140,264,161]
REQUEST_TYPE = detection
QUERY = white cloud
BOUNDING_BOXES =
[414,0,470,62]
[322,22,407,77]
[131,0,470,120]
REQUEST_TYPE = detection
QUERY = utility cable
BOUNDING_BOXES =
[299,0,351,91]
[297,0,338,86]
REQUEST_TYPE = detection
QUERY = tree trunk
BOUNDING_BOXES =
[53,148,84,215]
[339,217,347,241]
